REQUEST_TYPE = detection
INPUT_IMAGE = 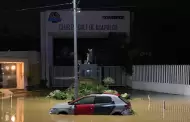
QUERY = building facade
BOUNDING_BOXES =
[40,10,131,87]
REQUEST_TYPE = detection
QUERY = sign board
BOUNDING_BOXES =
[45,11,130,33]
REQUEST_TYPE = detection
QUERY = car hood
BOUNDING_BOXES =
[53,103,72,109]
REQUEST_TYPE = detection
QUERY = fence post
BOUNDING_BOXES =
[162,100,165,119]
[148,95,150,102]
[163,100,166,110]
[1,93,3,111]
[147,94,151,111]
[10,94,12,109]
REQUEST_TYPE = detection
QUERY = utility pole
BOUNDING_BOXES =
[73,0,79,99]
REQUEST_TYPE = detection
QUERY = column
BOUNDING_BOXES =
[45,36,53,87]
[16,63,20,89]
[40,12,47,81]
[41,12,54,87]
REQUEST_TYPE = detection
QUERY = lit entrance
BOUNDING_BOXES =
[0,62,24,89]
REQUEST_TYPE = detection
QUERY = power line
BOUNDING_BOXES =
[14,2,72,12]
[4,3,135,12]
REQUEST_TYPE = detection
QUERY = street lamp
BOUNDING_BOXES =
[73,0,79,99]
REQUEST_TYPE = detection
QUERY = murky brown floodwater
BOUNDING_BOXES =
[0,97,190,122]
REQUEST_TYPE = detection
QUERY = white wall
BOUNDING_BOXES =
[132,81,190,95]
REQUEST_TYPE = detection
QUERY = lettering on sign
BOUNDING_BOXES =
[102,16,125,20]
[59,24,118,31]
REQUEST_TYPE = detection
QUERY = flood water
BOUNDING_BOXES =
[1,93,190,122]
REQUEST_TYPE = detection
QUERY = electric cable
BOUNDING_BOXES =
[16,2,72,11]
[1,2,72,12]
[3,3,135,12]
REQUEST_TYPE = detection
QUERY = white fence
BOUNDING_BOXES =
[132,65,190,95]
[132,65,190,85]
[51,66,127,87]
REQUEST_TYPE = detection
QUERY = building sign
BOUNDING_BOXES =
[59,24,118,31]
[45,11,130,33]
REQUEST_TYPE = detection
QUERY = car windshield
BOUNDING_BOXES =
[68,97,84,105]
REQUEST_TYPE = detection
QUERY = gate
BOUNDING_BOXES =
[50,66,127,87]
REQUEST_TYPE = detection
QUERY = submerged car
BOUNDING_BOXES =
[49,93,132,115]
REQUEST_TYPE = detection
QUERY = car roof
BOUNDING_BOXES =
[88,93,119,97]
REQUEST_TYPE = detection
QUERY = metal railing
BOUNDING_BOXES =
[132,65,190,85]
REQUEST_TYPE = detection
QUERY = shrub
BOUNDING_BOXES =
[47,90,67,100]
[92,84,108,93]
[104,90,118,94]
[47,79,131,101]
[47,82,109,100]
[121,93,131,100]
[103,77,115,87]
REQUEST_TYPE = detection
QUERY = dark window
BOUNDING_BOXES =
[94,96,112,104]
[75,96,95,104]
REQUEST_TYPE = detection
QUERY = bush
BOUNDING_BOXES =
[47,90,67,100]
[103,90,118,94]
[47,78,130,101]
[92,84,108,93]
[121,93,131,100]
[103,77,115,86]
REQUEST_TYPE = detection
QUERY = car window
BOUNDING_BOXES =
[94,96,112,104]
[75,96,95,104]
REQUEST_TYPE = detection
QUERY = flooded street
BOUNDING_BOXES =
[1,93,190,122]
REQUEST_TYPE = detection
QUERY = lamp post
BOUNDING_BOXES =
[73,0,79,99]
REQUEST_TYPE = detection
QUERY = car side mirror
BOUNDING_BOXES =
[68,101,73,105]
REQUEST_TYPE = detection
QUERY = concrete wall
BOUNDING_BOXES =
[132,81,190,95]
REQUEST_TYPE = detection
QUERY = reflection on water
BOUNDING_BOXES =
[0,97,24,122]
[0,97,190,122]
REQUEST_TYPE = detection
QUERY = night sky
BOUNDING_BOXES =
[0,0,183,64]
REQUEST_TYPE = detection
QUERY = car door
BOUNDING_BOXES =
[74,96,95,115]
[94,96,115,115]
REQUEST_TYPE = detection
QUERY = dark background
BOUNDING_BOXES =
[0,0,182,65]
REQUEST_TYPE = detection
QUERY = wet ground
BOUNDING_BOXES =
[1,91,190,122]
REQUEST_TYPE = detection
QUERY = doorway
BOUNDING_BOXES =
[0,62,24,89]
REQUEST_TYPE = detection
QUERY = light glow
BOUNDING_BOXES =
[11,115,15,122]
[11,65,16,70]
[5,66,9,70]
